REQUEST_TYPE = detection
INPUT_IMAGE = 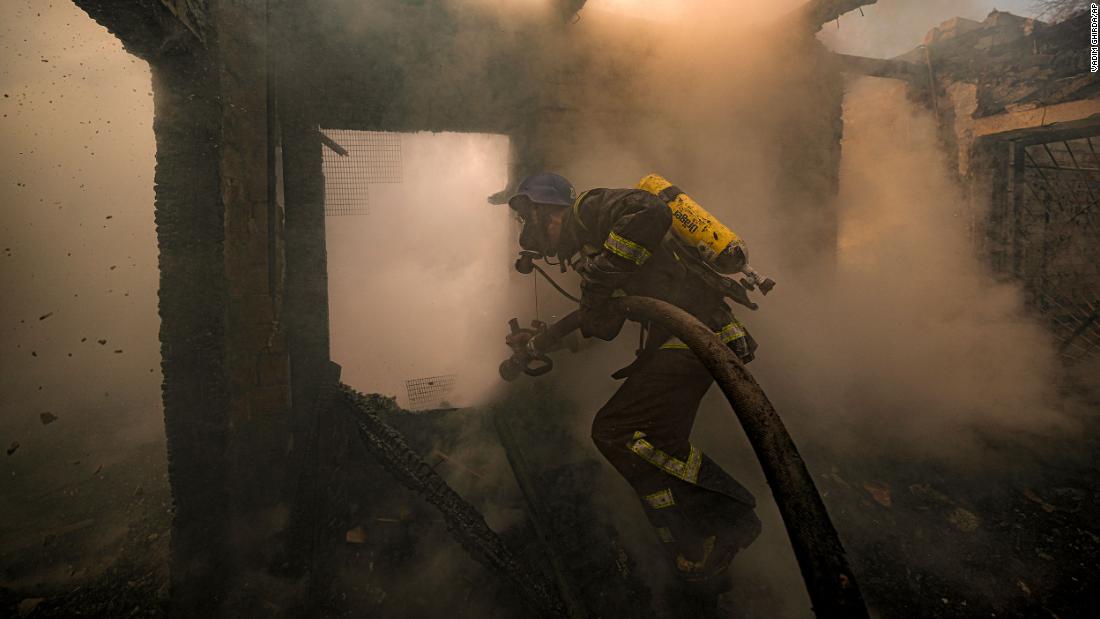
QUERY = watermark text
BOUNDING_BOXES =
[1091,3,1099,73]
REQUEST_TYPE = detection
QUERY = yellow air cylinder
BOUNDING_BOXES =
[636,174,746,274]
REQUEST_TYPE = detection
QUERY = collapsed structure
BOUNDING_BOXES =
[67,0,1099,616]
[839,9,1100,358]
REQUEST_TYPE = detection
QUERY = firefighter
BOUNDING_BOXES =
[507,172,762,599]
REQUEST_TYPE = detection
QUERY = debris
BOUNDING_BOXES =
[133,485,144,496]
[114,349,123,354]
[97,339,107,345]
[1050,487,1085,513]
[43,519,95,540]
[1017,579,1031,595]
[825,468,851,488]
[40,412,58,425]
[947,507,980,532]
[429,449,486,479]
[364,583,387,606]
[7,441,19,456]
[909,483,952,505]
[17,598,43,617]
[38,311,53,320]
[863,481,892,508]
[93,464,102,475]
[1022,488,1056,513]
[346,525,367,544]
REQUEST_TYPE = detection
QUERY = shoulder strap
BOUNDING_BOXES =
[571,189,593,233]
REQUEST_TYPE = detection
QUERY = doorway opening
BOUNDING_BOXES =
[322,130,518,409]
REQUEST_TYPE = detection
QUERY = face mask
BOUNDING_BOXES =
[519,212,553,256]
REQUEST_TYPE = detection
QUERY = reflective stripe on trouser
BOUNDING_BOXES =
[590,348,760,584]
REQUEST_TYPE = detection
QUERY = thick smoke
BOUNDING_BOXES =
[750,76,1071,453]
[326,132,523,409]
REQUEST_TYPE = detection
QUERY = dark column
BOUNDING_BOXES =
[76,0,329,613]
[206,0,297,612]
[282,125,329,406]
[773,39,845,273]
[280,77,335,593]
[149,54,231,616]
[969,137,1013,276]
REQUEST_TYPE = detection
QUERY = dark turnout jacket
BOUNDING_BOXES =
[558,188,755,358]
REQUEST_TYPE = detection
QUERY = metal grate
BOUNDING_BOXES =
[320,129,403,216]
[1014,134,1100,361]
[404,374,457,411]
[1037,291,1100,362]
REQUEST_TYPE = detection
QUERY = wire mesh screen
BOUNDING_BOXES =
[405,374,457,411]
[1037,291,1100,362]
[1015,134,1100,361]
[321,130,403,216]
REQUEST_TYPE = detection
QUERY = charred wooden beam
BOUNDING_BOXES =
[318,131,349,157]
[71,0,203,61]
[973,102,1100,140]
[158,0,209,42]
[832,52,921,83]
[147,54,228,617]
[560,0,588,22]
[340,386,569,619]
[494,412,589,619]
[788,0,879,32]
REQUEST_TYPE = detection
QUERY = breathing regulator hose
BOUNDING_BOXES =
[522,297,870,619]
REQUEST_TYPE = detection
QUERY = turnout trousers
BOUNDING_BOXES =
[591,348,761,588]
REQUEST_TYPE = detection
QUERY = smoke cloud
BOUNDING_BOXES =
[753,76,1070,452]
[326,131,525,409]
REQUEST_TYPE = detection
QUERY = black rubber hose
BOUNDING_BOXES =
[532,309,583,350]
[538,297,868,618]
[531,263,582,304]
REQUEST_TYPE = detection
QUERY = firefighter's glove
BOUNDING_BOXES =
[577,253,631,340]
[580,304,625,341]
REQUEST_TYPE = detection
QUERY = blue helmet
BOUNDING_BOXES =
[508,172,576,212]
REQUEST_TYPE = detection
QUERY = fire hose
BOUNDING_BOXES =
[501,297,869,618]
